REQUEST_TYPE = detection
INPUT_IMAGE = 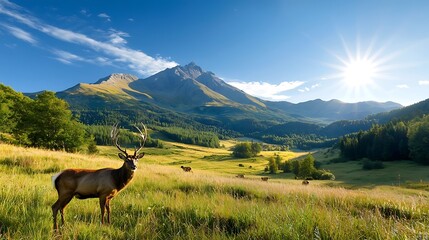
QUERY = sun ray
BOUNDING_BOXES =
[321,35,401,102]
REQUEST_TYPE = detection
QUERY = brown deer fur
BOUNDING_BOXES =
[51,123,147,230]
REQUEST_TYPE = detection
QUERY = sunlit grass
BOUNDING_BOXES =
[0,143,428,239]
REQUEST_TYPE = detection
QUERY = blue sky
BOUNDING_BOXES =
[1,0,429,106]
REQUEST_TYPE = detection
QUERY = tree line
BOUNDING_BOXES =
[267,154,335,180]
[0,85,89,152]
[339,116,429,165]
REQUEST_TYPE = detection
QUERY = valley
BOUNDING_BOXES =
[0,142,428,239]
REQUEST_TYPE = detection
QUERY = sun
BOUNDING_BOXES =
[342,57,377,87]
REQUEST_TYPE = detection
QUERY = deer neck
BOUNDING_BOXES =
[112,163,135,191]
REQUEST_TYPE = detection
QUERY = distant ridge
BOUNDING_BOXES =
[52,62,402,123]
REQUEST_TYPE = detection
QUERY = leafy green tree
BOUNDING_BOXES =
[251,141,262,156]
[268,156,278,174]
[232,142,261,158]
[232,142,253,158]
[16,91,86,152]
[299,154,316,178]
[291,160,300,177]
[282,160,292,173]
[275,154,283,170]
[408,115,429,165]
[87,135,99,154]
[0,84,30,135]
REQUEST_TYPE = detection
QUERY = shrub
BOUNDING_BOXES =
[232,142,261,158]
[320,171,336,180]
[312,169,335,180]
[362,159,384,170]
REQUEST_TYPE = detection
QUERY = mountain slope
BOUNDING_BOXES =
[51,62,405,140]
[56,73,150,109]
[129,62,266,110]
[368,98,429,123]
[265,99,402,122]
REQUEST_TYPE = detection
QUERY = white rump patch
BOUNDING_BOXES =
[51,172,63,188]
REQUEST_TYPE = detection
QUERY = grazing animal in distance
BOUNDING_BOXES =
[181,166,192,172]
[236,174,245,178]
[261,177,269,181]
[51,123,147,230]
[302,180,310,185]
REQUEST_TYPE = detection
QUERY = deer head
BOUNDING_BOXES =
[110,123,147,171]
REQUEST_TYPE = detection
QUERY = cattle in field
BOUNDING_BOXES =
[302,180,309,185]
[236,174,245,178]
[261,177,269,181]
[181,166,192,172]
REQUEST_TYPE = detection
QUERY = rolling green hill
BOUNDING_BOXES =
[368,97,429,123]
[49,63,403,141]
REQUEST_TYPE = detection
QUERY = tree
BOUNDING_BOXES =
[16,91,86,152]
[0,84,30,135]
[275,154,283,170]
[299,154,316,178]
[232,142,261,158]
[291,160,300,177]
[268,156,278,174]
[282,160,292,173]
[408,115,429,165]
[251,141,262,156]
[87,135,99,154]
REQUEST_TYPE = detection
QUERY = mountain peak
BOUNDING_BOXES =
[94,73,138,85]
[171,62,204,79]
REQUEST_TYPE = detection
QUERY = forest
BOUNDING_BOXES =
[2,83,429,160]
[339,116,429,164]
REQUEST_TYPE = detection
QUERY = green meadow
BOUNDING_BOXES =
[0,142,428,239]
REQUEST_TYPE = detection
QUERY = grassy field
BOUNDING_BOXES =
[0,142,428,239]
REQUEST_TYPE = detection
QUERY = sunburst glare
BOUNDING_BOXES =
[324,35,396,102]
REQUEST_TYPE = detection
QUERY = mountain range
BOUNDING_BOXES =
[56,62,402,126]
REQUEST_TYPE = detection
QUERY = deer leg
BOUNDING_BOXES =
[52,194,73,230]
[59,195,74,226]
[99,196,107,224]
[106,199,111,224]
[52,200,61,230]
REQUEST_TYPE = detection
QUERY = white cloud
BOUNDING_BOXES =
[2,24,37,44]
[108,28,128,45]
[98,13,111,22]
[419,80,429,86]
[52,49,84,64]
[227,80,304,101]
[396,84,409,89]
[80,9,91,17]
[298,83,320,92]
[0,0,178,76]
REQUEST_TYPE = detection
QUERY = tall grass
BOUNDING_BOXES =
[0,143,428,239]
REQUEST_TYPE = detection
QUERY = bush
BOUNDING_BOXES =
[320,171,336,180]
[362,159,384,170]
[232,142,261,158]
[312,169,336,180]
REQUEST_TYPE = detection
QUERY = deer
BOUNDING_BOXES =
[51,123,147,230]
[180,166,192,172]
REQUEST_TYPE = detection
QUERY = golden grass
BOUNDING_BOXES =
[0,143,428,239]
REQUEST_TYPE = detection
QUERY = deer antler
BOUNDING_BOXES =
[133,123,147,156]
[111,123,128,155]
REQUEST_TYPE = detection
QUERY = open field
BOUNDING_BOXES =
[0,143,428,239]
